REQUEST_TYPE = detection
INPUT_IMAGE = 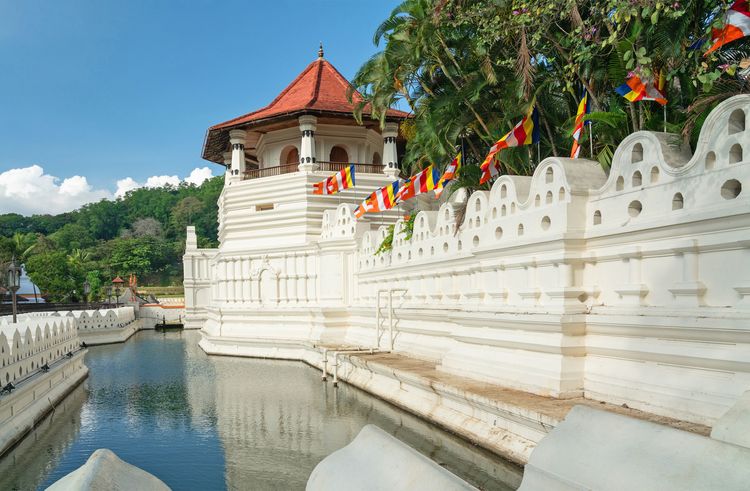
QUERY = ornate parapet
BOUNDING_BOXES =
[0,314,80,386]
[351,95,750,422]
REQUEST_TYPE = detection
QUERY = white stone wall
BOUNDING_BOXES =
[186,95,750,426]
[0,314,80,386]
[62,307,136,330]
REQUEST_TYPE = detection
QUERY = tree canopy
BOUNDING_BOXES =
[350,0,745,177]
[0,177,222,302]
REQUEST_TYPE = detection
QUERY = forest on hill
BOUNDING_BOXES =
[0,177,222,302]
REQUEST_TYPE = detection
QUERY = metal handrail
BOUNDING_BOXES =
[244,163,298,180]
[243,162,384,180]
[317,162,383,173]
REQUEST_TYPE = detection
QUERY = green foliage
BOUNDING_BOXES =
[375,225,395,255]
[0,176,223,300]
[401,214,416,241]
[351,0,741,178]
[25,251,85,303]
[375,214,417,254]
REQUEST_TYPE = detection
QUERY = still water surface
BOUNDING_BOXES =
[0,331,521,490]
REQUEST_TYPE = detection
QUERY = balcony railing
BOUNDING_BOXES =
[243,162,383,180]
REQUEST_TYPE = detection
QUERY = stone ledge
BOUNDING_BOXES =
[0,351,88,458]
[199,334,709,465]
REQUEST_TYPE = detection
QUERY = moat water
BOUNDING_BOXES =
[0,330,522,490]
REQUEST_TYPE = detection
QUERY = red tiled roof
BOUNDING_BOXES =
[202,56,410,163]
[211,58,409,129]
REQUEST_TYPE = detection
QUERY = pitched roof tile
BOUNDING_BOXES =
[211,57,408,129]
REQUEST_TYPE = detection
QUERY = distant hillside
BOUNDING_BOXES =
[0,176,222,302]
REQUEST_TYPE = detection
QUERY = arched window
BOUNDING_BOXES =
[372,152,382,165]
[284,147,299,165]
[329,146,349,163]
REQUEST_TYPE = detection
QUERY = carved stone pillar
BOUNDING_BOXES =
[383,122,399,178]
[223,151,232,184]
[228,129,247,180]
[298,115,318,172]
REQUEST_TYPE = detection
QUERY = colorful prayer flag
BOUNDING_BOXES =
[394,165,441,203]
[312,165,355,195]
[434,153,462,199]
[354,180,403,218]
[480,107,540,185]
[705,1,750,56]
[614,76,667,106]
[570,92,589,159]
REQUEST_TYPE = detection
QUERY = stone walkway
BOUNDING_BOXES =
[332,349,710,436]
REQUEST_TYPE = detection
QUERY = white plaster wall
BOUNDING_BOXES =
[255,124,384,167]
[0,314,81,386]
[185,95,750,426]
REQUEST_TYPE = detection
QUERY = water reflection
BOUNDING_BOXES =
[0,331,521,490]
[0,383,86,491]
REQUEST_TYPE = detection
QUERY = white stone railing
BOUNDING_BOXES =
[60,307,136,330]
[347,95,750,425]
[184,95,750,427]
[0,314,80,387]
[356,96,750,311]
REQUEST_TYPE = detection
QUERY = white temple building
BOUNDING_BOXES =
[185,48,750,461]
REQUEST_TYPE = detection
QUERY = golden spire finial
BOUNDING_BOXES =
[318,42,324,58]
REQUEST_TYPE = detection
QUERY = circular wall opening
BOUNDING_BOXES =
[541,216,551,230]
[628,200,643,217]
[721,179,742,199]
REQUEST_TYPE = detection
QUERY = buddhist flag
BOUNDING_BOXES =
[480,107,540,185]
[705,1,750,56]
[615,76,667,106]
[570,92,589,159]
[312,165,355,195]
[395,164,441,203]
[434,153,462,199]
[354,180,402,218]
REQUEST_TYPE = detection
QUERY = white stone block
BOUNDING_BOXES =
[711,390,750,449]
[519,405,750,491]
[47,448,170,490]
[306,424,476,491]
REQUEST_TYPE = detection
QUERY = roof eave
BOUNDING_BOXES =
[202,109,410,164]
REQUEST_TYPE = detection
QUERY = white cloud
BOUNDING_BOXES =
[115,177,140,198]
[115,167,215,198]
[0,165,218,215]
[59,175,92,196]
[0,165,111,215]
[184,167,213,186]
[144,175,181,188]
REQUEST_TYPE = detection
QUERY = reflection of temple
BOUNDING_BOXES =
[206,353,520,489]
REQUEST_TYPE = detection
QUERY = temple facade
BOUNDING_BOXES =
[185,49,750,435]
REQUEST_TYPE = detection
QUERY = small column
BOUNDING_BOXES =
[218,260,227,303]
[228,129,247,180]
[242,258,251,304]
[383,122,399,178]
[186,226,197,252]
[288,252,297,304]
[669,241,706,307]
[299,115,318,172]
[233,258,242,304]
[614,248,648,306]
[223,151,232,184]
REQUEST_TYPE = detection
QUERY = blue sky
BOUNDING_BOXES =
[0,0,400,214]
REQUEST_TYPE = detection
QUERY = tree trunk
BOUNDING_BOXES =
[537,106,559,157]
[628,103,639,132]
